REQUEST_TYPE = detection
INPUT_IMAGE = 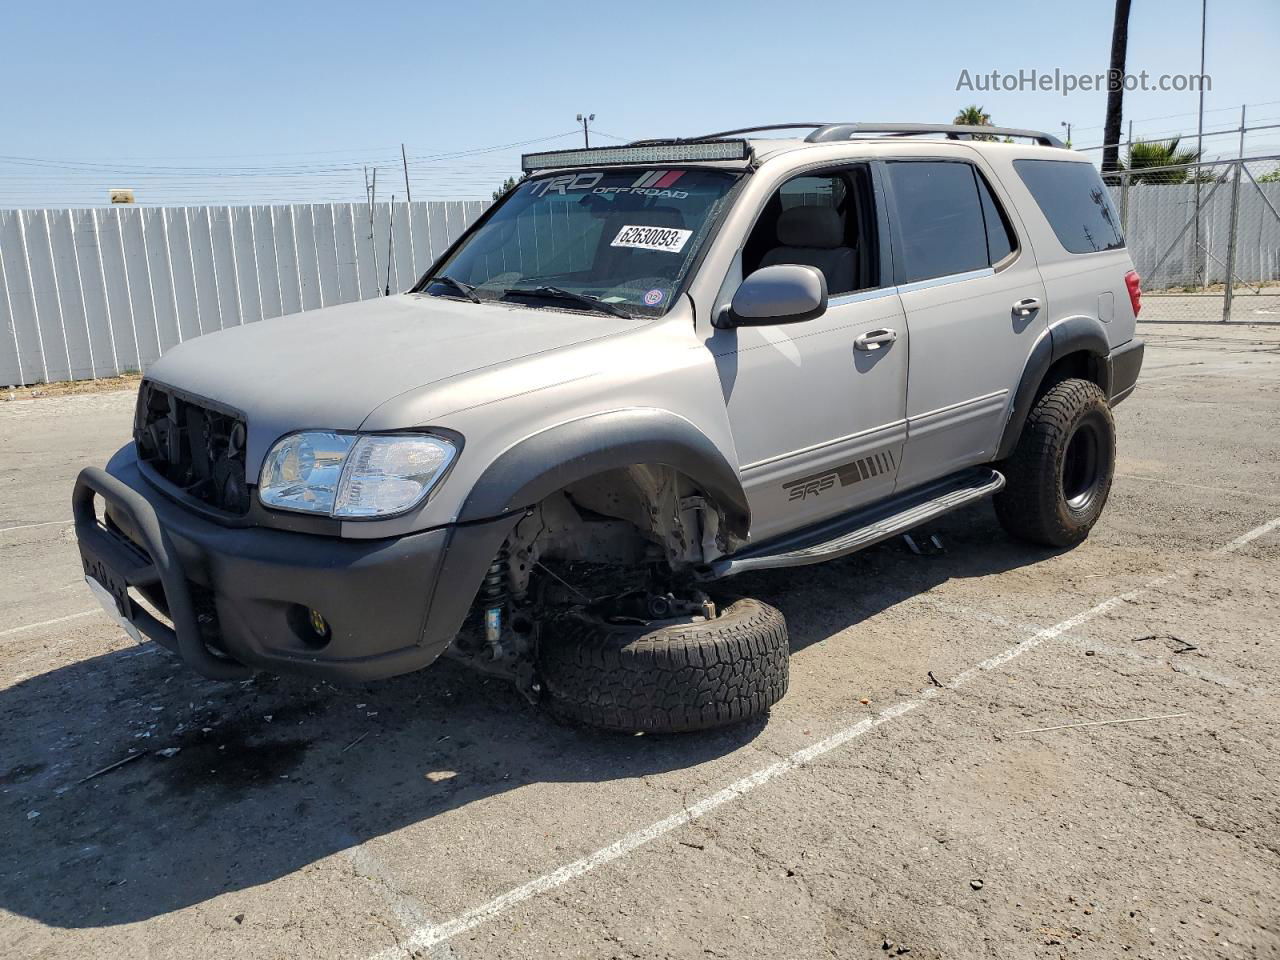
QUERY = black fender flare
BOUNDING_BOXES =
[995,316,1112,460]
[456,408,751,539]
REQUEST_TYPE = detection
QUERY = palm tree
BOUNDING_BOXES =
[1102,0,1133,175]
[1121,137,1201,184]
[954,105,992,127]
[954,105,996,141]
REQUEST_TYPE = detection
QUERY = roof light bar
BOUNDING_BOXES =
[522,140,751,173]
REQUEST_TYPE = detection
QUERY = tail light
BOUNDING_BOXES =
[1124,270,1142,318]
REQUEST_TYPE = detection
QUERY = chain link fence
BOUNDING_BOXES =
[1113,154,1280,323]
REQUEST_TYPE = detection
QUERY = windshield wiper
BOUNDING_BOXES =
[423,275,481,303]
[501,285,631,318]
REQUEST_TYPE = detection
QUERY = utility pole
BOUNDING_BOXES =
[367,167,379,296]
[1194,0,1207,287]
[1195,0,1207,166]
[1061,121,1071,148]
[1222,104,1246,323]
[401,142,417,273]
[400,144,413,203]
[385,195,396,296]
[576,113,595,148]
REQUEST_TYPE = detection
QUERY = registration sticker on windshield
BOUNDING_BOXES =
[610,224,692,254]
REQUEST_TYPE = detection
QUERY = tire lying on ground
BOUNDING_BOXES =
[538,597,789,733]
[995,377,1116,548]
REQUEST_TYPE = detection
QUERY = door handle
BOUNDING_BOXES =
[1012,297,1042,317]
[854,328,898,351]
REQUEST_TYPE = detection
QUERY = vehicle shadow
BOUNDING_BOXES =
[730,501,1062,655]
[0,503,1055,929]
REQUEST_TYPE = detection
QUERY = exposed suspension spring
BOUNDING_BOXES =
[481,546,509,653]
[481,546,509,605]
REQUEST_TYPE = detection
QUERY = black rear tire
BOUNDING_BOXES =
[995,377,1116,548]
[538,597,789,733]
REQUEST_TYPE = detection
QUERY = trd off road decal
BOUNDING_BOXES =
[783,449,897,502]
[611,225,692,253]
[524,170,691,200]
[524,172,604,197]
[594,170,690,199]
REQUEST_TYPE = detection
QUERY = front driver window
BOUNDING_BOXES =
[741,166,878,296]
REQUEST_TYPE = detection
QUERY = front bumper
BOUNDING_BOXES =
[72,447,518,682]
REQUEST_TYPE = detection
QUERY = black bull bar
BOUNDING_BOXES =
[72,466,251,680]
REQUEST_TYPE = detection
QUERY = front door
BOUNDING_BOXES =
[880,157,1049,489]
[708,166,909,543]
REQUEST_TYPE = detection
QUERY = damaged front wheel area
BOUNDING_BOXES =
[537,597,790,734]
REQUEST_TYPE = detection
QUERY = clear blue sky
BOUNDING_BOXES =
[2,0,1275,207]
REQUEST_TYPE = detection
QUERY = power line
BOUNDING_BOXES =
[1066,98,1280,136]
[0,131,580,178]
[0,129,581,208]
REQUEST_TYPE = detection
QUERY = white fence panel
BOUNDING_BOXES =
[0,199,484,385]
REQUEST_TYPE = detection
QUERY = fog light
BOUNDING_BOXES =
[309,608,329,637]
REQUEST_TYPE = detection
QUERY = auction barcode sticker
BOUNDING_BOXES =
[610,224,692,253]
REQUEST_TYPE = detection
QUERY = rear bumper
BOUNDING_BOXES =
[1109,337,1144,406]
[73,446,517,683]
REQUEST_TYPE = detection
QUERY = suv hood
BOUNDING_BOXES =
[146,293,636,470]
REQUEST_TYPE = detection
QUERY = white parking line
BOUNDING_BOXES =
[0,519,71,534]
[919,596,1264,695]
[0,609,100,640]
[1117,473,1280,502]
[368,513,1280,959]
[346,845,458,960]
[1139,367,1280,385]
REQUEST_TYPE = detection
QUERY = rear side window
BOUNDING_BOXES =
[885,161,1009,283]
[1014,159,1125,254]
[975,174,1016,264]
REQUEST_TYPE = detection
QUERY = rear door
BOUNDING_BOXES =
[880,157,1048,489]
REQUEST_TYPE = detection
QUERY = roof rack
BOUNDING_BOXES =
[633,123,833,144]
[632,122,1064,149]
[805,123,1064,147]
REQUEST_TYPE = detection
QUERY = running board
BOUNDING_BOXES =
[705,467,1005,579]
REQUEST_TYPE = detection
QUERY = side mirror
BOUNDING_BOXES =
[714,264,828,329]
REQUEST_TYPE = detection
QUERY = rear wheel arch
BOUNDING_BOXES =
[997,317,1112,460]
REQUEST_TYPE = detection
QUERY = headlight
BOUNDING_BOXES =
[258,432,355,515]
[259,432,456,518]
[333,435,457,518]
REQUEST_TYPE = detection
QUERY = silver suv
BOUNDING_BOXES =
[74,122,1144,733]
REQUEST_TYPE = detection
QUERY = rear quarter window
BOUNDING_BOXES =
[1014,159,1125,254]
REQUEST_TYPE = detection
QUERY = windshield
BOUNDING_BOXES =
[423,168,740,315]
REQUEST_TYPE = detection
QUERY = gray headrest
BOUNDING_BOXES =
[776,206,845,249]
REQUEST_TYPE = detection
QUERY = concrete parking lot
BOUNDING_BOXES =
[2,322,1278,960]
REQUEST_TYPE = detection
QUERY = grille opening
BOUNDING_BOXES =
[134,381,251,515]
